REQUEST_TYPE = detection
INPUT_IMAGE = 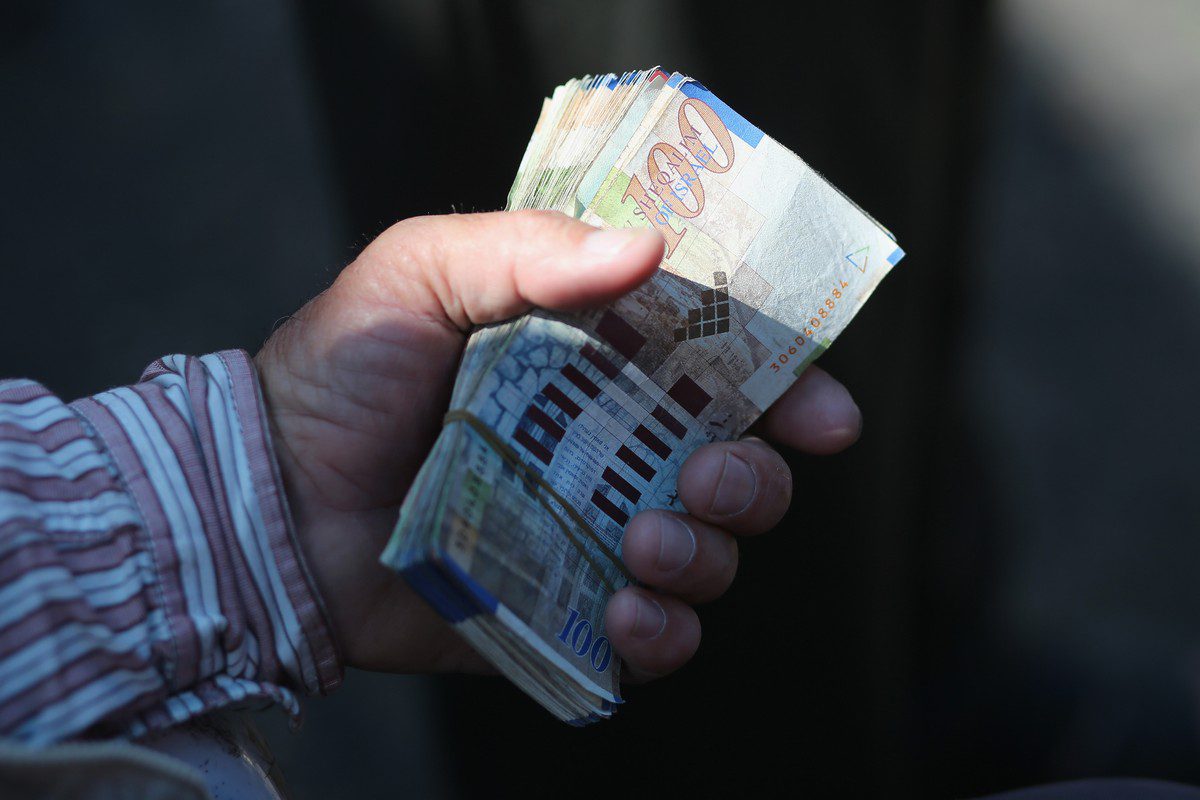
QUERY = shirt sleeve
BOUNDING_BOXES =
[0,350,342,745]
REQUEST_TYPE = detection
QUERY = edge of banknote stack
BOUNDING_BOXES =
[380,67,905,725]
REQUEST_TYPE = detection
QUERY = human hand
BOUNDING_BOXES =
[255,210,861,680]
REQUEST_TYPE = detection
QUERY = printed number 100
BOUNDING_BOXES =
[557,607,613,673]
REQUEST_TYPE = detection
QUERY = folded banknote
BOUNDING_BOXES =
[380,68,904,724]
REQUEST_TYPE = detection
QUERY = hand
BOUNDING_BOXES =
[255,210,861,681]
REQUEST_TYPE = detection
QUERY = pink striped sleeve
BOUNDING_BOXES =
[0,351,341,745]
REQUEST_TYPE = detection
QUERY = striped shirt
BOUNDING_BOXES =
[0,350,341,745]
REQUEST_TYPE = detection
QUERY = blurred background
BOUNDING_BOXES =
[2,0,1199,796]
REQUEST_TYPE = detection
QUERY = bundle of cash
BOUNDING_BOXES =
[380,68,903,724]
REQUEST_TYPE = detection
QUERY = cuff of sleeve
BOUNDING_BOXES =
[213,351,343,695]
[70,350,342,715]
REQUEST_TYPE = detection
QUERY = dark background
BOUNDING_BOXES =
[3,1,1199,797]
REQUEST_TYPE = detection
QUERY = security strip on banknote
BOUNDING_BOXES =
[380,68,904,724]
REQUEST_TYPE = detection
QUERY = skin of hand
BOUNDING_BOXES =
[255,210,862,682]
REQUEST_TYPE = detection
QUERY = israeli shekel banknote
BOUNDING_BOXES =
[380,68,904,724]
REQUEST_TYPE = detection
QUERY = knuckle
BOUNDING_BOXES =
[357,216,437,281]
[373,215,430,252]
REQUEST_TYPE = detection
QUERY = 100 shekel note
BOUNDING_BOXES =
[380,69,904,723]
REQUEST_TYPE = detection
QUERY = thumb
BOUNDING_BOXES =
[355,210,665,329]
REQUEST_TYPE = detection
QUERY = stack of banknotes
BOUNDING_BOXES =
[380,68,904,724]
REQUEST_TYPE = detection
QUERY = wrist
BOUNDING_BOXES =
[252,346,385,672]
[243,348,345,687]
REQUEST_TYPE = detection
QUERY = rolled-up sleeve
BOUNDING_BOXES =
[0,350,341,745]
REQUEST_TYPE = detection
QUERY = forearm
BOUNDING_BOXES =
[0,351,340,745]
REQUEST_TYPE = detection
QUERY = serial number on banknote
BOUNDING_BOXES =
[768,279,853,372]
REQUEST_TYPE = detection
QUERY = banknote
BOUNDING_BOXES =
[380,68,904,723]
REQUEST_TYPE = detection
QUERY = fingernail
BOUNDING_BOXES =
[580,227,651,257]
[710,453,757,516]
[630,594,667,640]
[831,385,862,438]
[826,425,860,447]
[821,399,862,449]
[656,515,696,573]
